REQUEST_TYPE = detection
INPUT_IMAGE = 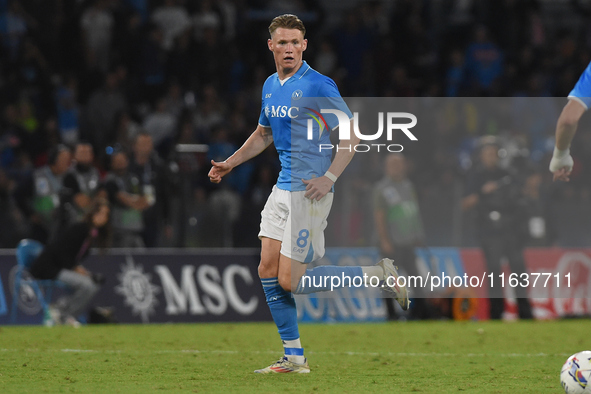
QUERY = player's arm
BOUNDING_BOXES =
[208,125,273,183]
[550,99,586,181]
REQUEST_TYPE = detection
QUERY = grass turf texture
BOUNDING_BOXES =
[0,320,585,393]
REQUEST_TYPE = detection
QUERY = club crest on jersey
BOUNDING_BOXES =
[292,90,303,100]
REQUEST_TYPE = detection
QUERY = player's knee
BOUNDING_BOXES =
[258,260,275,279]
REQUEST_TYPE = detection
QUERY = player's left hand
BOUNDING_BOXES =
[208,160,232,183]
[549,148,574,182]
[302,176,333,201]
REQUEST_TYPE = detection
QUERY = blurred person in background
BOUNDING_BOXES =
[462,142,533,320]
[129,132,174,247]
[104,148,150,247]
[29,199,110,327]
[373,154,428,320]
[60,142,103,230]
[373,153,426,319]
[80,0,114,73]
[142,97,177,156]
[14,144,72,243]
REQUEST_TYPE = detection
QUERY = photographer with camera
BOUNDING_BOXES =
[462,142,533,320]
[29,199,110,327]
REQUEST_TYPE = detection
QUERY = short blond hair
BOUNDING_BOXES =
[268,14,306,37]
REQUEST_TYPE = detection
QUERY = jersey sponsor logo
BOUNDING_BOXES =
[265,105,300,119]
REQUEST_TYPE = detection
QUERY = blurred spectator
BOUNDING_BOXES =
[80,0,114,73]
[314,39,337,77]
[0,0,34,64]
[60,142,103,230]
[0,168,24,247]
[129,132,174,247]
[461,143,533,320]
[193,85,225,137]
[520,169,557,247]
[373,154,428,320]
[112,110,142,149]
[191,0,222,43]
[84,70,128,150]
[143,97,177,155]
[104,148,150,247]
[464,25,504,95]
[151,0,192,52]
[14,144,72,243]
[446,49,466,97]
[56,75,81,145]
[139,23,167,102]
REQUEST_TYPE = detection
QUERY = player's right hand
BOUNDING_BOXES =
[549,148,574,182]
[208,160,232,183]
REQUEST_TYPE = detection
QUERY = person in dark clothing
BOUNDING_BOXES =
[128,132,173,247]
[104,148,150,247]
[462,143,533,320]
[29,199,110,326]
[60,142,104,230]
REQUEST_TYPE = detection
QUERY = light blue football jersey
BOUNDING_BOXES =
[569,61,591,110]
[258,61,352,191]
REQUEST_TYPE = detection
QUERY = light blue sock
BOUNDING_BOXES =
[261,277,300,345]
[294,266,364,294]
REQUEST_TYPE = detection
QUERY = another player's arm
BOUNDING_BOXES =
[208,125,273,183]
[550,99,586,181]
[303,119,359,200]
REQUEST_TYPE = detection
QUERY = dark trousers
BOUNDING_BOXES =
[480,236,533,320]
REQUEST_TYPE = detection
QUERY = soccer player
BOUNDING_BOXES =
[208,14,408,374]
[549,62,591,180]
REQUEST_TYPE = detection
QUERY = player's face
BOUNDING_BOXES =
[268,28,307,74]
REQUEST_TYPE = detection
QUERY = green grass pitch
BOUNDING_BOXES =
[0,320,586,393]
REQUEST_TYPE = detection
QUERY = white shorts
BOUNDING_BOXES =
[258,185,334,263]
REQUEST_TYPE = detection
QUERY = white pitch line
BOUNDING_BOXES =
[0,348,571,358]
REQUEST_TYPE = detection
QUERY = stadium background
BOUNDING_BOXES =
[0,1,590,392]
[1,0,591,323]
[1,0,591,249]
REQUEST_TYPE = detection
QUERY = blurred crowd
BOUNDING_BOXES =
[1,0,591,248]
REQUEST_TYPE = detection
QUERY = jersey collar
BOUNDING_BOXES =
[277,61,310,83]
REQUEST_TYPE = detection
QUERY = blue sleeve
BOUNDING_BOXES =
[318,78,353,130]
[258,80,271,127]
[569,61,591,110]
[258,103,270,127]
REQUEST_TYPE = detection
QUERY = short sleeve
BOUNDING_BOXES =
[568,61,591,110]
[258,103,270,128]
[318,78,353,130]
